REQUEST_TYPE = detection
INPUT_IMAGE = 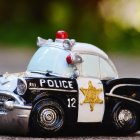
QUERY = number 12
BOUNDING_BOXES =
[67,98,76,108]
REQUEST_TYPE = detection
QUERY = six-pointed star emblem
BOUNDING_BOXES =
[80,81,103,111]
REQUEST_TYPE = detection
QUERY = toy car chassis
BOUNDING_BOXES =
[0,31,139,136]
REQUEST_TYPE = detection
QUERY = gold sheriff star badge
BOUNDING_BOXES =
[80,81,103,111]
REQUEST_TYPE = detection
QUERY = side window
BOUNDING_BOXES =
[80,54,100,78]
[100,57,116,79]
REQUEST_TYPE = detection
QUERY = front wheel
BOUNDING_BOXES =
[29,99,65,135]
[111,103,139,135]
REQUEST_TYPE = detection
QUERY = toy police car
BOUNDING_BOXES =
[0,31,139,136]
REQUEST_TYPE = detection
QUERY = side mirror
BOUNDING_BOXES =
[73,68,80,78]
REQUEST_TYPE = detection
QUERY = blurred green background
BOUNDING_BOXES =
[0,0,140,55]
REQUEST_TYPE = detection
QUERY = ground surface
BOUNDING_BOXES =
[0,49,140,139]
[0,132,140,140]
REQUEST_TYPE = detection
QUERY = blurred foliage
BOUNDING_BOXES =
[0,0,140,54]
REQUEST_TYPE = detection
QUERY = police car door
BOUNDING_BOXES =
[77,54,105,122]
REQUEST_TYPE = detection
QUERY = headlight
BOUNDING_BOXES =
[17,78,27,95]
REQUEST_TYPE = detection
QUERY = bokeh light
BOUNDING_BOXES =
[99,0,140,32]
[0,0,140,55]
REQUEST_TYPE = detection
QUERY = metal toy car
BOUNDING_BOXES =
[0,31,140,136]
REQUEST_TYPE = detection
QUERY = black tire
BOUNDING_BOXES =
[111,103,139,135]
[29,99,65,135]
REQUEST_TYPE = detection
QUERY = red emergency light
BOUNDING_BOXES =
[56,31,68,39]
[66,54,72,64]
[66,53,83,65]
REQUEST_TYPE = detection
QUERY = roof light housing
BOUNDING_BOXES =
[63,39,75,50]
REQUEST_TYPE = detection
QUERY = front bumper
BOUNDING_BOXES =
[0,90,32,135]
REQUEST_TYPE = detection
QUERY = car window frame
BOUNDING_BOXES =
[99,57,118,80]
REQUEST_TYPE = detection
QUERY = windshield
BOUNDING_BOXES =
[27,46,74,77]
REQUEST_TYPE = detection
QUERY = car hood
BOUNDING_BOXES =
[0,73,19,92]
[0,71,46,92]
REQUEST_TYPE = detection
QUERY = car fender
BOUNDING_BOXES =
[102,78,140,123]
[104,78,140,104]
[32,92,66,108]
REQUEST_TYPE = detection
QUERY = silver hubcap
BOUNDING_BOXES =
[40,108,57,127]
[118,109,133,125]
